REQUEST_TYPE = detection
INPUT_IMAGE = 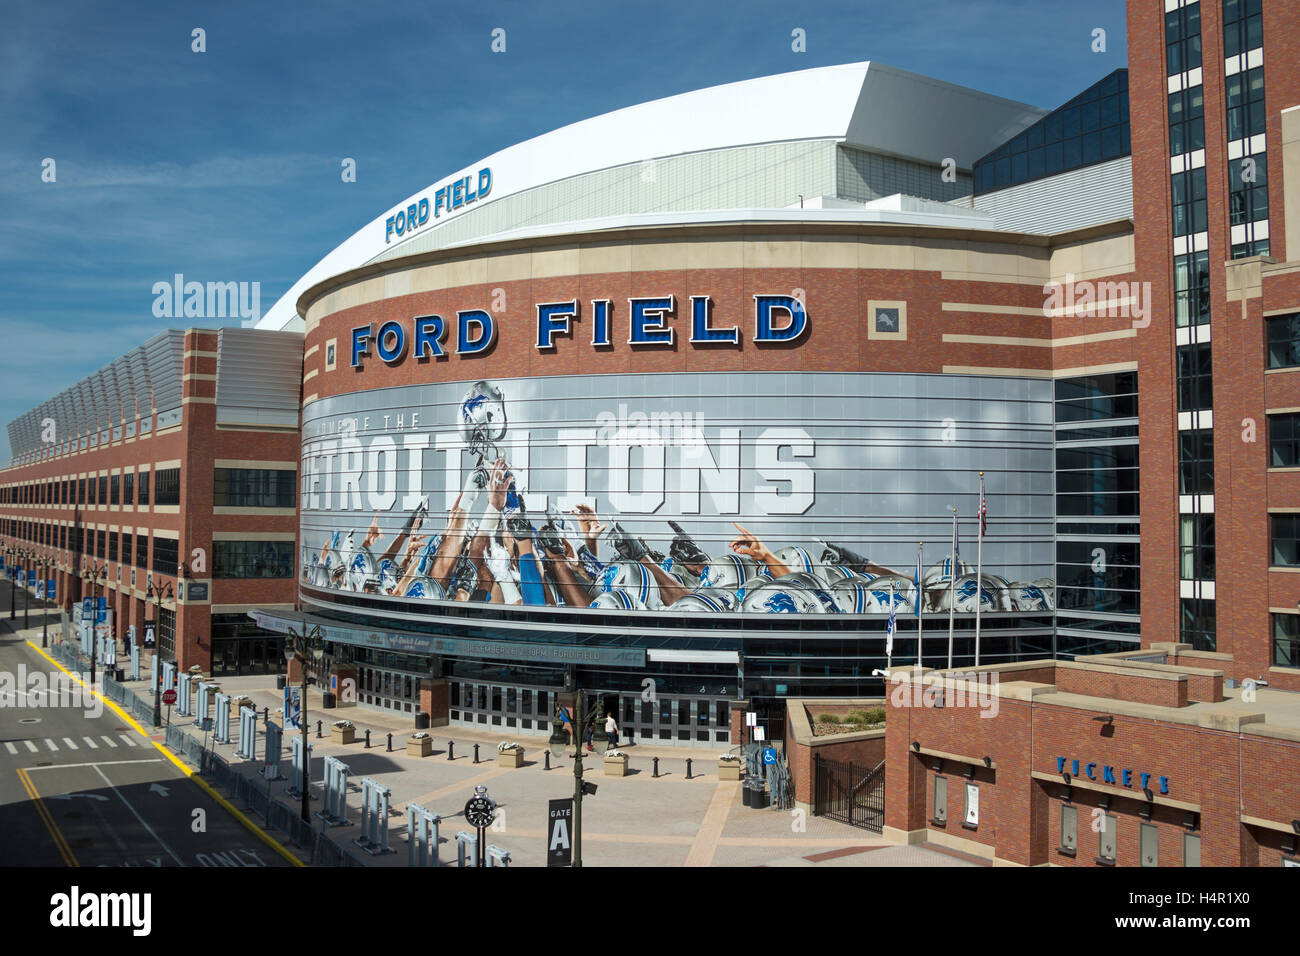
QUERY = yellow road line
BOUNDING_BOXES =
[26,641,303,868]
[17,767,78,867]
[684,781,741,867]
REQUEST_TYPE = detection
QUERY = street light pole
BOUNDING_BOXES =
[573,688,585,868]
[285,620,323,824]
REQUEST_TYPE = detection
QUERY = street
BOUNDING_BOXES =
[0,589,297,868]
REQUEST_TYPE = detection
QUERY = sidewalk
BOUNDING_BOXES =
[14,620,974,868]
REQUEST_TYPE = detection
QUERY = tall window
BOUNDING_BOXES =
[1225,66,1266,142]
[1271,514,1300,567]
[1176,343,1213,411]
[135,533,149,568]
[1274,614,1300,668]
[1222,0,1263,58]
[1228,153,1268,226]
[97,475,107,503]
[213,468,296,508]
[1164,2,1201,75]
[138,471,150,506]
[110,473,120,506]
[152,537,178,576]
[1180,514,1215,579]
[153,468,180,506]
[1180,597,1216,651]
[1179,429,1214,494]
[1269,413,1300,468]
[1173,251,1210,328]
[1171,167,1207,237]
[1267,314,1300,369]
[123,472,134,506]
[1167,85,1204,156]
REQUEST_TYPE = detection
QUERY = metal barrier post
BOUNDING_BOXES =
[406,803,441,867]
[236,706,257,760]
[263,721,285,780]
[353,778,394,855]
[318,755,351,826]
[176,673,192,717]
[130,643,140,681]
[194,681,213,729]
[456,830,479,867]
[486,845,512,867]
[213,692,231,744]
[287,735,312,799]
[161,660,176,695]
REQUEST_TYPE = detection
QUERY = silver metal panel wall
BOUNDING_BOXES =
[215,328,303,427]
[958,157,1132,234]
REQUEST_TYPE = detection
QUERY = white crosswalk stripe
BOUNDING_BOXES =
[100,735,119,748]
[3,742,16,755]
[62,737,78,750]
[24,740,38,752]
[119,735,137,747]
[44,739,58,751]
[82,737,98,749]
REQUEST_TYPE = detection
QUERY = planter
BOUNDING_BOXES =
[407,735,432,757]
[603,754,629,777]
[497,748,524,768]
[331,726,356,745]
[718,760,744,781]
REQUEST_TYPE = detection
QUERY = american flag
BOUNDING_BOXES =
[979,483,988,536]
[885,584,897,657]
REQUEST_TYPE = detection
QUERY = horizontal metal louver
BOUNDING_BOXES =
[215,328,303,427]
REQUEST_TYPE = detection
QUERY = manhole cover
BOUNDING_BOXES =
[19,718,40,724]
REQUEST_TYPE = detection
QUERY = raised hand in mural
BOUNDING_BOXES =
[729,522,791,577]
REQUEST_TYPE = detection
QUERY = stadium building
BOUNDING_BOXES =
[4,0,1299,750]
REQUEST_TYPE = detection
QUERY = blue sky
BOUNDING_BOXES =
[0,0,1128,461]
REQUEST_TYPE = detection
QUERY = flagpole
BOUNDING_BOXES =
[916,540,924,669]
[947,506,957,671]
[975,472,985,668]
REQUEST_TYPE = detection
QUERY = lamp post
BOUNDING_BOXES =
[86,561,106,685]
[5,546,14,619]
[148,579,175,727]
[284,619,324,824]
[37,549,51,648]
[21,547,31,630]
[548,688,599,868]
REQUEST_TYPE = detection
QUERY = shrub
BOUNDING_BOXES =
[816,713,840,724]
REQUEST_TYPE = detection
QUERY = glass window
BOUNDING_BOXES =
[153,467,180,506]
[152,537,178,576]
[1266,314,1300,369]
[122,472,134,506]
[1176,343,1213,411]
[213,468,296,508]
[138,471,150,506]
[1269,414,1300,468]
[1140,823,1159,867]
[110,473,120,506]
[213,540,295,578]
[136,533,149,568]
[1228,153,1268,226]
[1173,250,1210,327]
[1180,514,1215,580]
[1179,429,1214,494]
[1180,597,1216,651]
[1098,813,1117,864]
[1273,614,1300,668]
[1060,804,1078,853]
[1271,514,1300,567]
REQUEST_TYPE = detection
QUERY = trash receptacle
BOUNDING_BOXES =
[276,675,287,690]
[322,691,337,709]
[753,786,770,810]
[415,711,430,730]
[742,784,753,808]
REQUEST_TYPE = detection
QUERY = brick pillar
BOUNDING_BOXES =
[883,669,930,843]
[420,678,450,727]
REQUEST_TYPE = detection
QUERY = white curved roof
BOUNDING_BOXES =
[257,61,1044,331]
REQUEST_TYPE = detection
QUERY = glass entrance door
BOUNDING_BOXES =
[615,692,730,747]
[451,680,554,734]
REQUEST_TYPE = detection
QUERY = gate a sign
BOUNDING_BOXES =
[144,624,156,648]
[547,798,574,867]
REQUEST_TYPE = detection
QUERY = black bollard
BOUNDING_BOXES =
[365,729,371,749]
[544,752,550,771]
[263,707,269,724]
[653,756,660,778]
[686,758,693,780]
[448,740,454,760]
[316,719,322,738]
[473,743,480,764]
[386,733,392,752]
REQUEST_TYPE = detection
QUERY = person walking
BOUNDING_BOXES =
[604,711,619,749]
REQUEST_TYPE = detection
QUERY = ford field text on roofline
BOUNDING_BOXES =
[350,294,808,366]
[385,167,492,243]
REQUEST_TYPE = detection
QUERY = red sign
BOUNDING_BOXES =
[162,689,177,705]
